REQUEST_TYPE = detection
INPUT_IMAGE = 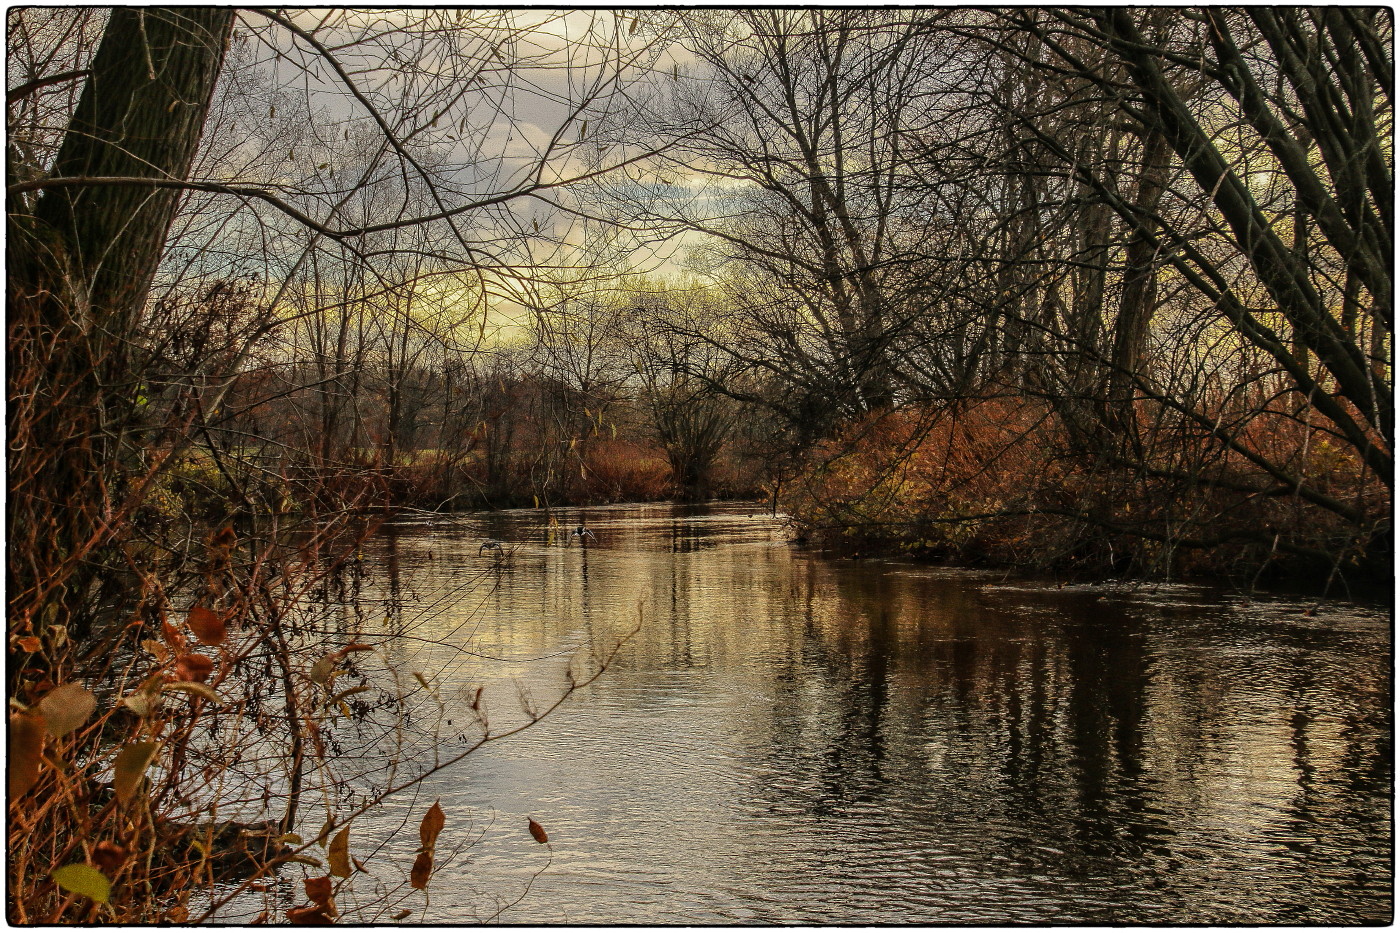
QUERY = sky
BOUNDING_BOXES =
[226,9,708,344]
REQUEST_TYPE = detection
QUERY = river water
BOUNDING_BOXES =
[317,501,1390,924]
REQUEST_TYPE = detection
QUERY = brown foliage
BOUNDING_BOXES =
[785,394,1387,581]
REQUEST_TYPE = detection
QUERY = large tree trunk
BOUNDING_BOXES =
[8,8,235,640]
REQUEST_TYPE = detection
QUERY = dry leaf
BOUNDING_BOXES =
[38,683,97,737]
[308,653,338,686]
[187,606,226,646]
[162,681,224,704]
[92,841,128,873]
[528,818,549,845]
[16,635,42,653]
[175,653,214,683]
[122,688,162,718]
[141,638,170,663]
[285,904,332,925]
[161,620,187,650]
[8,712,45,797]
[419,801,445,850]
[113,741,159,804]
[409,850,433,889]
[328,827,351,878]
[304,874,333,908]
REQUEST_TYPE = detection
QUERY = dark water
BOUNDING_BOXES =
[330,502,1391,924]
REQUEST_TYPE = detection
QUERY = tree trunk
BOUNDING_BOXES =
[8,8,235,640]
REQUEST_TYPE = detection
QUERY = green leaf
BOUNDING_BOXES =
[51,864,110,904]
[113,741,159,804]
[39,683,97,738]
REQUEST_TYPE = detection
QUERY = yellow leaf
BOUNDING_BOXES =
[328,827,351,878]
[51,864,110,904]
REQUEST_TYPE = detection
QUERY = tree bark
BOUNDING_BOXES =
[8,8,235,639]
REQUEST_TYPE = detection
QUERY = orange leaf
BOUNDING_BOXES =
[187,607,226,646]
[419,801,445,850]
[207,525,237,559]
[304,875,333,908]
[528,818,549,845]
[409,850,433,890]
[175,653,214,683]
[161,620,187,651]
[285,904,333,925]
[92,841,128,874]
[8,712,45,797]
[16,636,42,653]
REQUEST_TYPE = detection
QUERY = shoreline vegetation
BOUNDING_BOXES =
[7,7,1389,924]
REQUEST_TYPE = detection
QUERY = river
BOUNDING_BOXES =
[304,501,1390,924]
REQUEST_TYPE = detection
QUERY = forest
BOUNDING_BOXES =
[6,7,1391,923]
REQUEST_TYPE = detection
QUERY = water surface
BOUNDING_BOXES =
[326,502,1391,924]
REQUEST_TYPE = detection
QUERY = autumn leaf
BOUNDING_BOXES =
[113,741,159,804]
[304,874,333,908]
[162,681,224,704]
[8,712,45,797]
[308,653,338,687]
[409,850,433,890]
[161,619,187,651]
[187,606,226,646]
[175,653,214,683]
[51,864,110,904]
[38,682,97,737]
[285,904,333,925]
[16,635,42,653]
[92,841,128,874]
[328,827,351,878]
[208,524,237,555]
[528,818,549,845]
[121,683,163,718]
[419,801,445,850]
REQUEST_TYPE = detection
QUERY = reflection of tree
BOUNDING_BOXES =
[741,565,1388,920]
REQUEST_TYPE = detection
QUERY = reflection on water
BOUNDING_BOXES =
[339,502,1390,924]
